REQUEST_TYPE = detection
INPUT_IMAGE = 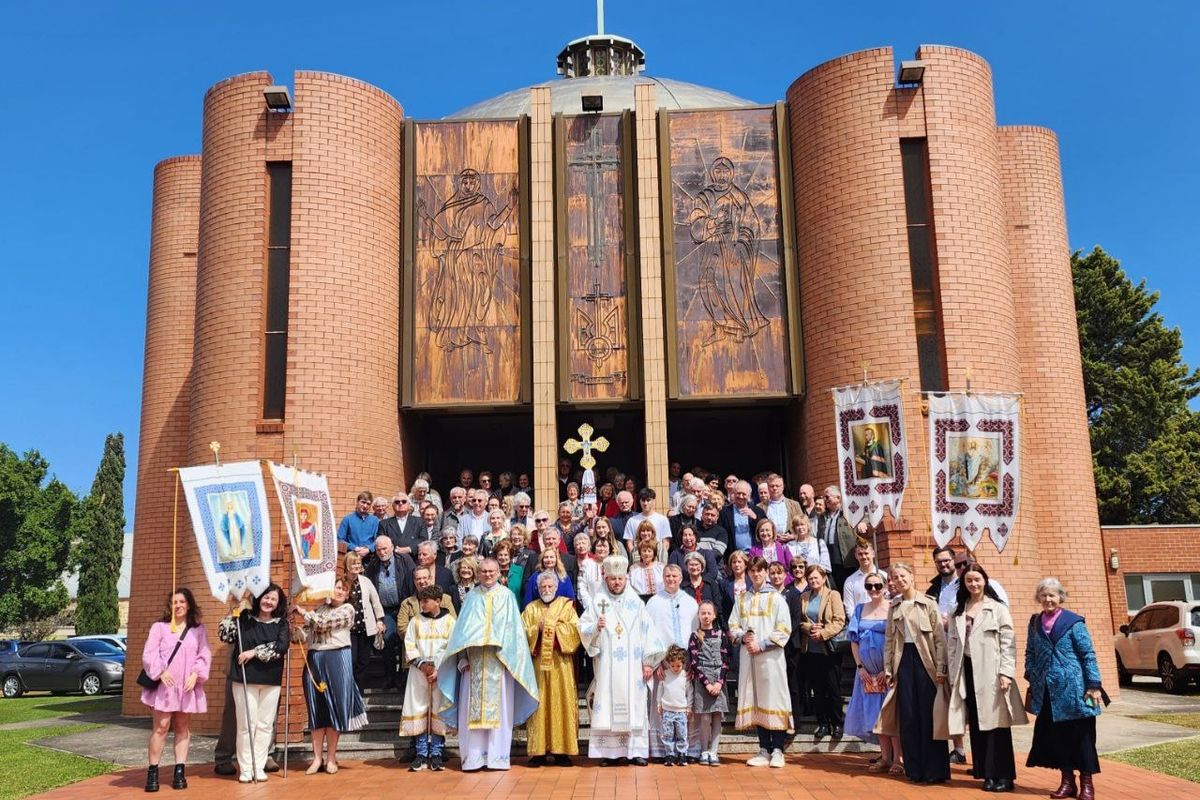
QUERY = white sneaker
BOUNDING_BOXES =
[747,749,770,767]
[769,749,785,768]
[238,774,253,784]
[254,772,267,782]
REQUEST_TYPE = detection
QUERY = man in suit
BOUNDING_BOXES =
[719,480,765,554]
[365,534,417,690]
[380,492,423,557]
[609,490,635,540]
[758,473,803,542]
[414,540,454,591]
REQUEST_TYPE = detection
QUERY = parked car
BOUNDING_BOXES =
[68,634,127,651]
[1114,600,1200,693]
[1,640,125,698]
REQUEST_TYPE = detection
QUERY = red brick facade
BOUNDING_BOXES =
[127,47,1120,731]
[1102,525,1200,631]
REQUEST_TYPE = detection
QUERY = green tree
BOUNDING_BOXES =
[0,445,76,633]
[1074,246,1200,524]
[73,434,126,635]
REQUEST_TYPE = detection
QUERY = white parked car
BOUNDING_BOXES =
[1114,601,1200,693]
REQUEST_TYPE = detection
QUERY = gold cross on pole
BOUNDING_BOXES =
[563,423,610,471]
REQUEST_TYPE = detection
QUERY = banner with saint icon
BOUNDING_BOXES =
[178,461,272,603]
[268,461,339,602]
[927,393,1021,553]
[834,379,908,527]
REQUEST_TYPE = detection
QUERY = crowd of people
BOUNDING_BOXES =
[138,462,1108,799]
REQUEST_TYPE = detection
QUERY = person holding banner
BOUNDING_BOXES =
[292,578,368,775]
[141,588,211,792]
[216,583,290,783]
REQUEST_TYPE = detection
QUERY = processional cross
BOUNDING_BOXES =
[562,423,610,471]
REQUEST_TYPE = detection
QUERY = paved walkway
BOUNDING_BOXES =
[29,753,1200,800]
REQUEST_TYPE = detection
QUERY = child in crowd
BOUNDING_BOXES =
[688,601,729,766]
[401,585,455,772]
[659,645,692,766]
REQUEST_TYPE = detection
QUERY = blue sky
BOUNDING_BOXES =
[1,1,1196,530]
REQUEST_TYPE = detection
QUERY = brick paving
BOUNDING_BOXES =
[32,753,1197,799]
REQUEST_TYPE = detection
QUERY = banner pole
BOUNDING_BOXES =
[170,471,181,633]
[283,449,299,778]
[232,598,260,783]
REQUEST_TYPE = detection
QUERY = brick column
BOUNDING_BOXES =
[634,85,669,499]
[123,156,201,719]
[529,87,559,511]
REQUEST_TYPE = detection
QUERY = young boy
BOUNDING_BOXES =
[659,644,692,766]
[402,584,455,771]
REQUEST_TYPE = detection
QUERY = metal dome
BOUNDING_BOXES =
[445,74,755,119]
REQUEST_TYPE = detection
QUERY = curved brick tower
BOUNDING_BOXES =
[122,156,201,717]
[1000,126,1116,681]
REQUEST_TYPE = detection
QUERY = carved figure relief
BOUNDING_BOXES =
[411,120,522,406]
[668,108,789,397]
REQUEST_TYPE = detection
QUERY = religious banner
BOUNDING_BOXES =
[267,461,339,602]
[178,461,272,602]
[410,119,523,406]
[665,107,790,398]
[562,113,630,401]
[928,393,1021,552]
[834,379,908,527]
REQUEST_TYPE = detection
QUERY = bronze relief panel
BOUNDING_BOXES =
[562,114,629,402]
[410,120,522,406]
[665,108,789,398]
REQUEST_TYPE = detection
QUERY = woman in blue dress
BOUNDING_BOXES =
[845,572,902,774]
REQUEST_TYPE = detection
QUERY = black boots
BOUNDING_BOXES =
[171,764,187,790]
[145,765,159,793]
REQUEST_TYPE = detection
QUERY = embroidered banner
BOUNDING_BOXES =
[834,379,908,527]
[267,462,339,602]
[178,461,272,602]
[928,393,1021,552]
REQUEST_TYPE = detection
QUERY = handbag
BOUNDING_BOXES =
[136,625,190,690]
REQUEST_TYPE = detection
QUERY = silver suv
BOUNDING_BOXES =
[1114,601,1200,693]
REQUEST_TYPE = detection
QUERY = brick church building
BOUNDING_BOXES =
[124,28,1117,734]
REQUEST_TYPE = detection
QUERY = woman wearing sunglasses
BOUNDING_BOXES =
[845,573,902,774]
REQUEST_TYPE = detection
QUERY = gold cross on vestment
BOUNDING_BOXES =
[563,423,610,471]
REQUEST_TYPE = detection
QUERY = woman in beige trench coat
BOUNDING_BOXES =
[947,562,1028,792]
[874,562,950,784]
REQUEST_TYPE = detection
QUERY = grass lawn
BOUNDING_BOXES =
[1108,737,1200,784]
[0,723,118,800]
[0,695,121,799]
[0,694,120,726]
[1133,712,1200,731]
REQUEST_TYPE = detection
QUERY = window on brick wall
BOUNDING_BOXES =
[900,138,947,392]
[263,162,292,420]
[1124,573,1200,613]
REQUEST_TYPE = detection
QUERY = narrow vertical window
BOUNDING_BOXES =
[262,162,292,420]
[900,138,947,392]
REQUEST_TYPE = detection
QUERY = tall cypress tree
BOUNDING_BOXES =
[1073,247,1200,524]
[73,433,126,634]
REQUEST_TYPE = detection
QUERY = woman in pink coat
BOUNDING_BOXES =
[141,588,211,792]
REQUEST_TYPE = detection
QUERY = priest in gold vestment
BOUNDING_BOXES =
[521,571,582,765]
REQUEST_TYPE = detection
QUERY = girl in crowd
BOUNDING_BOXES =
[767,561,790,593]
[217,583,290,783]
[845,571,900,774]
[523,547,575,606]
[292,577,368,775]
[728,557,792,768]
[749,519,793,575]
[591,516,620,561]
[783,514,830,575]
[795,564,847,739]
[451,556,479,613]
[878,562,950,785]
[628,539,665,602]
[493,539,525,604]
[947,562,1026,793]
[141,587,211,792]
[783,559,807,725]
[1025,577,1105,800]
[343,552,385,688]
[688,601,729,766]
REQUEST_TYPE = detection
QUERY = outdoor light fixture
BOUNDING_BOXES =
[898,60,926,85]
[1109,548,1120,571]
[581,94,603,112]
[263,86,292,112]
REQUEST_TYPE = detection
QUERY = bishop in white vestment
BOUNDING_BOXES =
[579,556,666,765]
